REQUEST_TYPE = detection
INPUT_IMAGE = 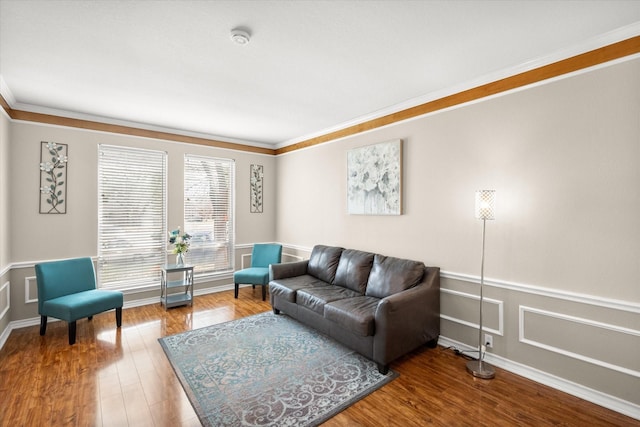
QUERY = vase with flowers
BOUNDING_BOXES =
[169,227,191,265]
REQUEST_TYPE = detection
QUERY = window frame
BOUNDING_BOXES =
[97,144,168,291]
[183,153,235,278]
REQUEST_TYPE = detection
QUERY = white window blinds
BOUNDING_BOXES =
[98,145,167,290]
[184,154,235,276]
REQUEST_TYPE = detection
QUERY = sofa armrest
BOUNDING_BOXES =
[373,266,440,366]
[270,260,309,280]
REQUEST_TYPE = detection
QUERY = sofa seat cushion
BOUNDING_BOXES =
[269,275,328,303]
[334,249,374,294]
[297,286,361,315]
[42,289,123,322]
[365,254,425,299]
[324,296,380,337]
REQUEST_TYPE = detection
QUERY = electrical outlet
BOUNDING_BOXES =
[484,333,493,349]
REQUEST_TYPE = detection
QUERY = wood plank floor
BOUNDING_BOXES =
[0,287,637,426]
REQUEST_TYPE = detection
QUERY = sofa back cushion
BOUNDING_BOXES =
[334,249,374,294]
[365,254,425,299]
[307,245,344,284]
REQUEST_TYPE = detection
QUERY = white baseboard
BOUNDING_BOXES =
[0,322,11,350]
[437,336,640,421]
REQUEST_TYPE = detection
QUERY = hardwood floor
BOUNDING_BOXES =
[0,287,637,426]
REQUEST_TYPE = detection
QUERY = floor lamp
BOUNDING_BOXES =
[466,189,496,379]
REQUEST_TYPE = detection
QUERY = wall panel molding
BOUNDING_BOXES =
[282,253,303,262]
[440,288,504,336]
[519,305,640,378]
[24,276,37,304]
[0,281,9,319]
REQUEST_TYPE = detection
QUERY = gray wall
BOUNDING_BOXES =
[275,58,640,410]
[0,55,638,417]
[3,122,277,323]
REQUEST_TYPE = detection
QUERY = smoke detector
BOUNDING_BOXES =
[230,28,251,45]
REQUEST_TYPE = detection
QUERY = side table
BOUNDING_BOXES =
[161,264,194,309]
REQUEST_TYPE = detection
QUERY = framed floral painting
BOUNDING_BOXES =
[347,139,402,215]
[39,141,68,214]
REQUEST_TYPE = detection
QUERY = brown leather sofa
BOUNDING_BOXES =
[269,245,440,374]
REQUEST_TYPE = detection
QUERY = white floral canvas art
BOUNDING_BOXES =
[347,139,402,215]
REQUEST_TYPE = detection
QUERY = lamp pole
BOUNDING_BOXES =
[467,190,496,379]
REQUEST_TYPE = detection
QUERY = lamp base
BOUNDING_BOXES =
[466,359,496,379]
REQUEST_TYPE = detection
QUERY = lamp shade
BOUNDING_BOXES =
[475,190,496,220]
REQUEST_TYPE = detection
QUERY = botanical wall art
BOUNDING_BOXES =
[347,139,402,215]
[39,141,68,214]
[250,164,264,213]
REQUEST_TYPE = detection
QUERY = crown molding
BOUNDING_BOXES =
[275,32,640,155]
[2,29,639,156]
[2,103,276,155]
[0,76,16,106]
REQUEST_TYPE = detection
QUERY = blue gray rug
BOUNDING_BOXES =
[158,312,397,426]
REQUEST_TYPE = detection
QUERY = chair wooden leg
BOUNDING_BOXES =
[68,321,77,345]
[262,284,267,301]
[234,283,239,299]
[40,316,47,336]
[116,307,122,328]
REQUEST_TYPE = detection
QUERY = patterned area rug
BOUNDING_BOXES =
[159,312,397,427]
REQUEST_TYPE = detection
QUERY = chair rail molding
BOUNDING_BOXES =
[440,270,640,314]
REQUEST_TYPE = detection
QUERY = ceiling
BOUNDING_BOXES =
[1,1,640,149]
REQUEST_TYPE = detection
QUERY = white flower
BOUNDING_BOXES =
[46,141,57,150]
[39,162,53,172]
[40,186,52,194]
[58,155,68,163]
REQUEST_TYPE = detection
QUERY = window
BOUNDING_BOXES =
[98,145,167,290]
[184,154,234,276]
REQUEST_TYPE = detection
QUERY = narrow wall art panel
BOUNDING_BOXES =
[347,139,402,215]
[39,141,68,214]
[250,164,264,213]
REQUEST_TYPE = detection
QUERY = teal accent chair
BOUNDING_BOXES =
[234,244,282,301]
[35,257,123,345]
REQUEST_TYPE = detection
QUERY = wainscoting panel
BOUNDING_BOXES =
[439,271,640,418]
[0,281,9,319]
[440,288,503,336]
[520,305,640,378]
[282,252,303,263]
[24,276,37,304]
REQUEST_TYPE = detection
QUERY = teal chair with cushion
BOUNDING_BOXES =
[234,244,282,301]
[35,257,123,345]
